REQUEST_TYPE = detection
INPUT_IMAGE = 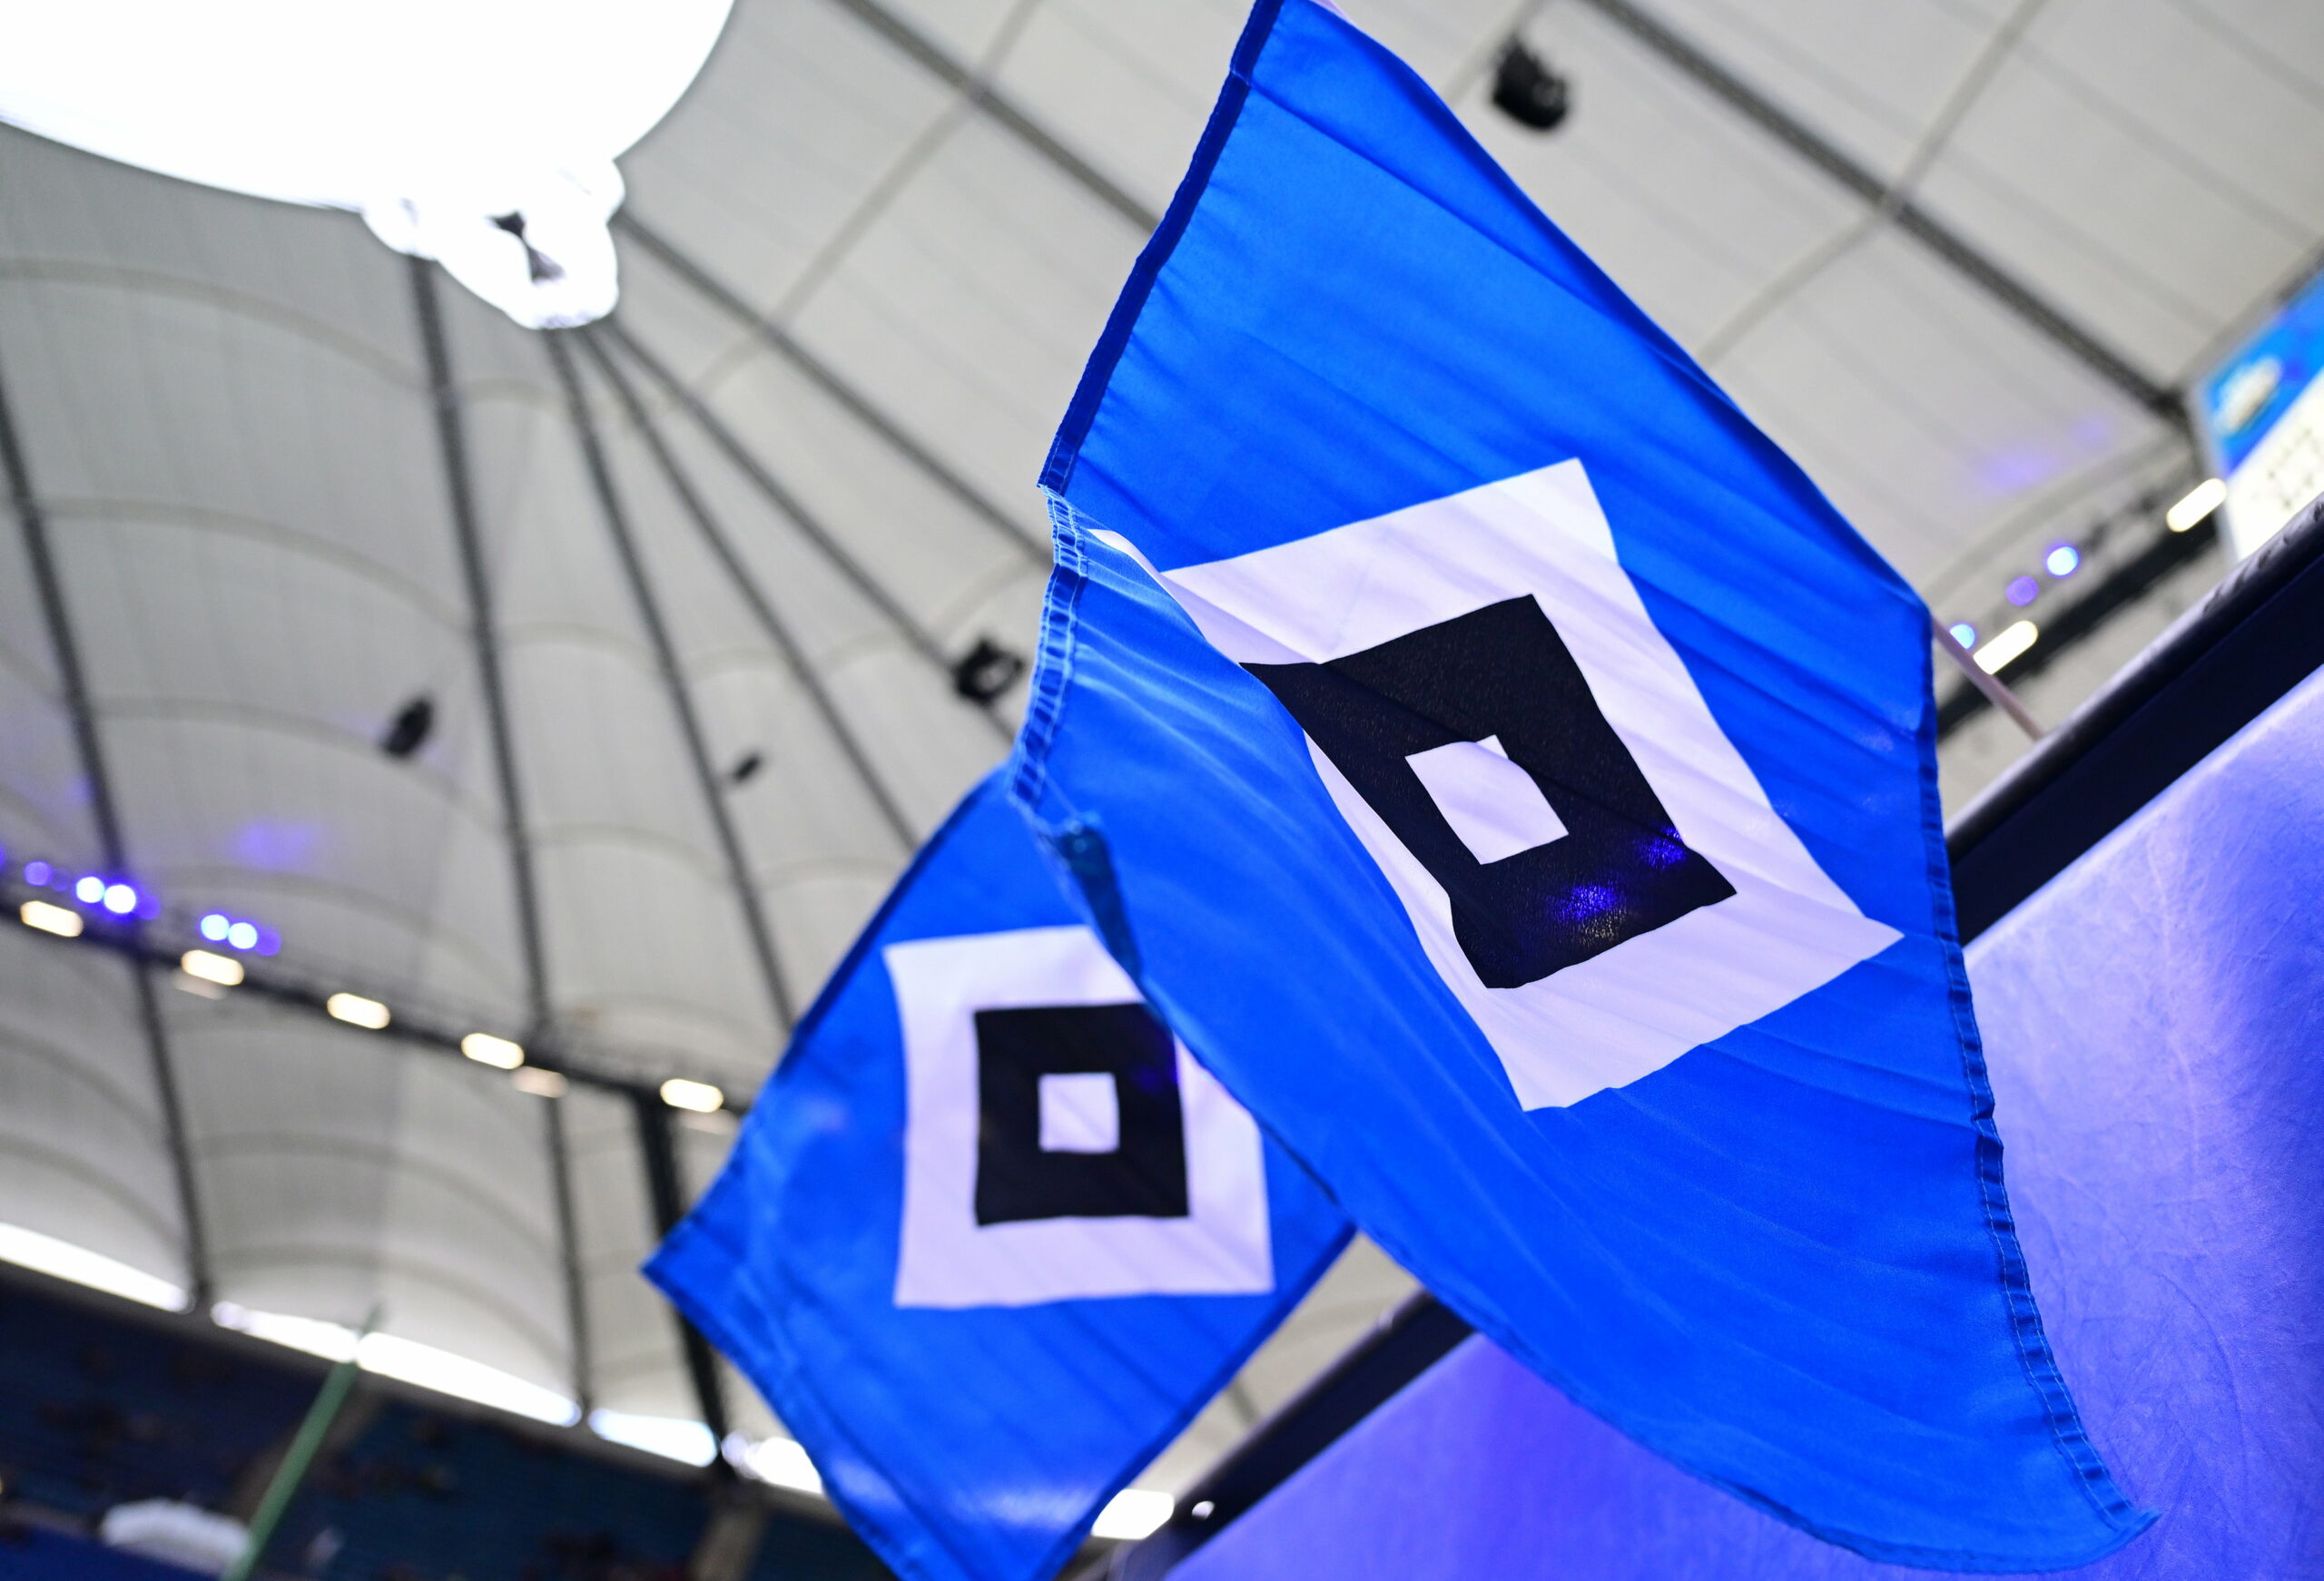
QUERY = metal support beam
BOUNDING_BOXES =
[821,0,1157,231]
[3,891,739,1110]
[409,259,556,1036]
[632,1088,733,1458]
[406,258,591,1406]
[580,329,921,850]
[545,330,797,1033]
[1568,0,2181,419]
[542,1098,594,1418]
[613,211,1049,563]
[599,320,1013,742]
[0,339,212,1309]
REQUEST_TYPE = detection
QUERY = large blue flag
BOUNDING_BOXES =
[647,776,1351,1581]
[1012,1,2149,1569]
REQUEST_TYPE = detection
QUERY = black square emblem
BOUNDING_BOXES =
[1247,596,1735,988]
[972,1001,1189,1225]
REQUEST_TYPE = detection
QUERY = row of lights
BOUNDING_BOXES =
[12,881,724,1115]
[10,854,279,957]
[16,858,154,919]
[1945,477,2226,680]
[307,990,725,1114]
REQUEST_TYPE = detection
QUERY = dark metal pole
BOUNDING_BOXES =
[544,330,796,1032]
[632,1089,733,1457]
[1932,614,2043,741]
[406,258,593,1407]
[220,1305,379,1581]
[580,328,920,850]
[408,258,555,1036]
[542,1098,594,1419]
[612,212,1049,562]
[0,340,212,1310]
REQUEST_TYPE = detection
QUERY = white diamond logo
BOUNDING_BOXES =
[1098,459,1901,1109]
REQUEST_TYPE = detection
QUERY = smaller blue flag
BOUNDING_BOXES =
[647,775,1350,1581]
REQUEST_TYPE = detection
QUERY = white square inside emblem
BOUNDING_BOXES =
[884,924,1274,1308]
[1038,1071,1121,1153]
[1403,735,1570,864]
[1094,458,1901,1109]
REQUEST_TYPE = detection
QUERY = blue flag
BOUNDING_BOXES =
[647,776,1351,1581]
[1012,1,2150,1569]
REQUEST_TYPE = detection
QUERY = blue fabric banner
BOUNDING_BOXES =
[648,776,1351,1581]
[1168,665,2324,1581]
[1014,0,2148,1567]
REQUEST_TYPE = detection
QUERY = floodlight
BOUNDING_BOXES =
[326,992,391,1030]
[461,1031,526,1070]
[181,949,244,987]
[21,900,82,938]
[511,1066,569,1099]
[660,1077,724,1113]
[1093,1489,1175,1541]
[2167,478,2226,533]
[1975,621,2039,674]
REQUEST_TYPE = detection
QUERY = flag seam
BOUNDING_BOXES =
[1917,632,2153,1539]
[1040,0,1287,496]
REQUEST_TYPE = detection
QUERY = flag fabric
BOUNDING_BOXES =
[1010,0,2150,1568]
[646,774,1351,1581]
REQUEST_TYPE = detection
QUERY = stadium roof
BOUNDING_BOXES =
[2,0,2319,1488]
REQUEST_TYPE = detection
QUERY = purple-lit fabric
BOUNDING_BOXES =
[1177,668,2324,1580]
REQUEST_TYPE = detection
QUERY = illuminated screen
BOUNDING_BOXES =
[2200,268,2324,558]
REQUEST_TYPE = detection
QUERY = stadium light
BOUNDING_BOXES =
[215,1302,577,1424]
[726,1434,824,1495]
[591,1409,716,1466]
[326,992,391,1031]
[21,900,83,938]
[461,1031,526,1070]
[510,1066,570,1099]
[362,1331,578,1426]
[2167,478,2227,533]
[180,949,244,987]
[1975,620,2039,674]
[660,1077,724,1113]
[1093,1488,1176,1541]
[0,1223,188,1311]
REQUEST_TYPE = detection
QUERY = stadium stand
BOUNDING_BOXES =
[0,1266,891,1580]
